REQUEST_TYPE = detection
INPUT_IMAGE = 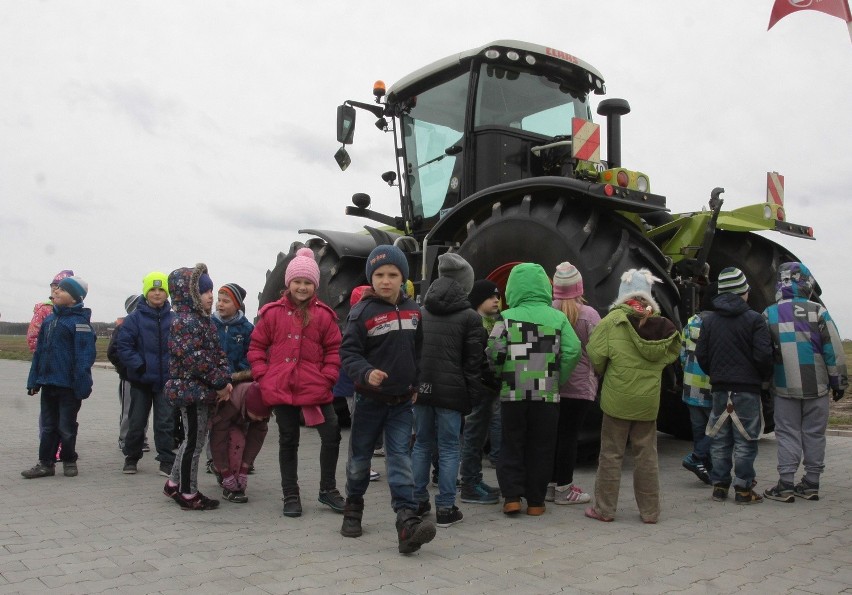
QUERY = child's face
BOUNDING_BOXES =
[51,286,76,307]
[146,287,168,308]
[478,294,501,317]
[200,290,214,313]
[216,292,238,318]
[288,278,316,304]
[371,265,403,303]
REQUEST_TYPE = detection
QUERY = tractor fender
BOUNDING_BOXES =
[299,228,385,259]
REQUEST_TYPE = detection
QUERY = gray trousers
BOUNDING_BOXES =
[118,379,147,449]
[773,395,829,485]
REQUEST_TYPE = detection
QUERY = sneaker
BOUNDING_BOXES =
[554,485,591,505]
[163,481,179,499]
[460,482,500,505]
[158,461,173,477]
[341,497,364,538]
[21,462,55,479]
[526,504,546,516]
[62,462,78,477]
[415,500,431,517]
[223,488,248,503]
[318,489,346,513]
[373,447,386,457]
[122,461,138,474]
[502,498,521,515]
[369,469,380,482]
[734,489,764,505]
[397,512,436,554]
[282,494,302,517]
[436,506,464,528]
[545,484,556,502]
[682,455,711,485]
[764,480,795,503]
[175,492,219,511]
[712,484,729,502]
[793,478,820,501]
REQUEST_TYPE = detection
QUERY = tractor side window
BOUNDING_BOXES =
[402,71,468,221]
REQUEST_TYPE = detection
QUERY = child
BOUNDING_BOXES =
[486,263,581,516]
[548,262,601,505]
[459,279,502,505]
[208,382,270,503]
[27,269,74,353]
[22,276,96,479]
[585,268,680,523]
[116,271,175,476]
[762,262,848,503]
[412,253,483,528]
[339,244,436,554]
[163,264,232,510]
[108,294,143,451]
[695,267,772,505]
[248,248,345,518]
[207,283,254,478]
[679,283,717,485]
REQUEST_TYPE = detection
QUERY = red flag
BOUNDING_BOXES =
[768,0,852,30]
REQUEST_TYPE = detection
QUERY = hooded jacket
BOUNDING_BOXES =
[27,303,96,399]
[212,310,254,375]
[695,292,772,393]
[248,292,341,409]
[587,301,680,421]
[553,300,601,402]
[116,299,173,390]
[26,300,53,353]
[164,264,231,408]
[417,276,485,414]
[680,312,713,407]
[486,263,581,403]
[762,262,848,399]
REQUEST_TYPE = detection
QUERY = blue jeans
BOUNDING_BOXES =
[708,390,762,489]
[345,394,416,512]
[39,386,81,464]
[687,404,712,465]
[459,393,497,487]
[412,405,462,509]
[123,382,175,464]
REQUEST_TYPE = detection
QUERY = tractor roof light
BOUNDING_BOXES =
[525,54,536,65]
[636,175,649,193]
[616,170,629,187]
[373,80,386,100]
[485,49,500,59]
[506,50,520,61]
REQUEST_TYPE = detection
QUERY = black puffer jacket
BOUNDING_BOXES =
[417,277,485,414]
[695,292,773,392]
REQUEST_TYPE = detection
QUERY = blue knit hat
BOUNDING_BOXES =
[365,244,409,283]
[198,273,214,294]
[58,276,88,303]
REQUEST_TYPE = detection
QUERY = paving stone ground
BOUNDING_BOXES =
[2,360,850,594]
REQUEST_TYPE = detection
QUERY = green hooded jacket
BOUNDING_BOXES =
[486,263,581,402]
[587,304,680,421]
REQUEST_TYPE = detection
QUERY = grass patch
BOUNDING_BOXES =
[0,335,110,363]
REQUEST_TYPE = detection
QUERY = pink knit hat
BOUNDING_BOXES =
[285,247,320,287]
[553,261,584,300]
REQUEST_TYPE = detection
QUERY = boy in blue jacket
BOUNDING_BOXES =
[22,276,96,479]
[339,244,436,554]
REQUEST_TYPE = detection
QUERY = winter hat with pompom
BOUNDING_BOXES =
[611,268,661,313]
[285,247,320,288]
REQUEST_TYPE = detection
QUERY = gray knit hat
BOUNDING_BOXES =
[438,252,475,295]
[717,267,749,295]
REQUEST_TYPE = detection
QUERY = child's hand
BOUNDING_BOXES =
[27,387,39,396]
[217,383,233,402]
[368,369,388,387]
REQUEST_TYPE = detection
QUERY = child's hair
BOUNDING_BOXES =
[286,290,311,327]
[559,297,584,327]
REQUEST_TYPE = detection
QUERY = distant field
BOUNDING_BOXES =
[0,335,110,363]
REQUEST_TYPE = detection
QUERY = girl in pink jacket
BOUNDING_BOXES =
[248,248,345,518]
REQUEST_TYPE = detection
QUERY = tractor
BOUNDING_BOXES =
[259,40,816,440]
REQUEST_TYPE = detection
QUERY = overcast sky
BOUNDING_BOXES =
[2,1,850,336]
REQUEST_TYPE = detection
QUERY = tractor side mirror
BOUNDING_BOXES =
[337,105,356,145]
[334,146,351,171]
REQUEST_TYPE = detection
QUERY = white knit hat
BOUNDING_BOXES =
[611,268,661,313]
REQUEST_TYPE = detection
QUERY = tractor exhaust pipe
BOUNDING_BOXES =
[596,98,630,169]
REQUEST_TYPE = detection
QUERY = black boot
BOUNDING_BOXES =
[396,508,436,554]
[340,496,364,537]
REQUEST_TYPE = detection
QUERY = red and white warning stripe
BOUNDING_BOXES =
[766,171,785,221]
[572,117,600,163]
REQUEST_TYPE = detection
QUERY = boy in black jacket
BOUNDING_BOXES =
[339,244,435,554]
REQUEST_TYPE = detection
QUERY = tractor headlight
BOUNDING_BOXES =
[636,175,649,193]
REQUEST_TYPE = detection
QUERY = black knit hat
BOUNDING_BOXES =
[468,279,499,309]
[219,283,247,311]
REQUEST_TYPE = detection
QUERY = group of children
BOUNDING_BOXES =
[21,249,847,554]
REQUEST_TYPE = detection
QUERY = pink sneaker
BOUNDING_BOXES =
[554,485,591,505]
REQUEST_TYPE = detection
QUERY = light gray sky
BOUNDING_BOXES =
[2,1,850,336]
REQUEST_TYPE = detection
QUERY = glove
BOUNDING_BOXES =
[27,387,39,396]
[832,388,845,402]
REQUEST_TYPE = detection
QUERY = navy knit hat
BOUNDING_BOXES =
[58,276,88,303]
[365,244,409,283]
[219,283,247,311]
[198,273,214,294]
[717,267,749,295]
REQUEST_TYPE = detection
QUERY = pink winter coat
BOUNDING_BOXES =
[553,301,601,401]
[248,293,341,413]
